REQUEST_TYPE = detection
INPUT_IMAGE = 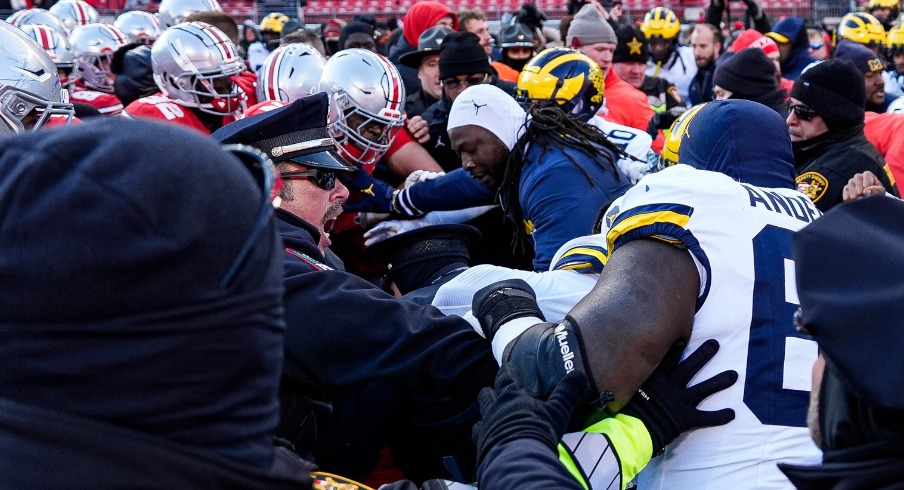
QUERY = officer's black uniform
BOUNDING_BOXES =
[793,125,899,211]
[213,94,498,483]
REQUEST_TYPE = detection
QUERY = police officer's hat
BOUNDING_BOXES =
[399,26,455,68]
[367,224,481,292]
[499,23,535,48]
[212,93,355,172]
[793,195,904,411]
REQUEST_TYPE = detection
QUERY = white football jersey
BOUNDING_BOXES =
[600,166,823,489]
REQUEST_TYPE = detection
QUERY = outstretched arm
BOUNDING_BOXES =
[568,238,698,411]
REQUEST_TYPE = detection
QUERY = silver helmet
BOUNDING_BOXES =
[8,8,69,36]
[114,10,163,44]
[256,43,326,103]
[19,24,76,88]
[0,20,74,135]
[49,0,99,33]
[69,23,129,93]
[316,48,406,166]
[151,21,245,116]
[157,0,223,28]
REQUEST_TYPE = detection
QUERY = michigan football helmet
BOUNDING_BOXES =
[660,103,707,169]
[641,7,681,40]
[259,12,289,34]
[152,21,245,116]
[158,0,223,28]
[837,12,887,47]
[70,23,129,93]
[257,43,326,103]
[888,25,904,54]
[20,24,76,88]
[49,0,98,33]
[516,47,605,122]
[114,11,163,44]
[0,20,74,135]
[8,8,69,36]
[317,48,406,166]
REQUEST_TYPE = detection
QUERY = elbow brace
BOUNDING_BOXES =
[502,316,613,410]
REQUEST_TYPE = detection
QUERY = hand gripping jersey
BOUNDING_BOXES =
[600,165,822,489]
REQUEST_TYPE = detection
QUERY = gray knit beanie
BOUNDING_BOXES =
[567,4,617,48]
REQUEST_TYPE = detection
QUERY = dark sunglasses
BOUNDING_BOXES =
[793,307,811,335]
[220,144,281,289]
[442,75,486,89]
[790,104,818,121]
[280,168,337,190]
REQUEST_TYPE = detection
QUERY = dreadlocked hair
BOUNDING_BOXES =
[499,102,630,253]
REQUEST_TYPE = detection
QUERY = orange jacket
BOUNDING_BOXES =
[599,70,662,152]
[864,111,904,187]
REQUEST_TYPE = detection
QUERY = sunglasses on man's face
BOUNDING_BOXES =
[790,104,818,121]
[442,75,486,90]
[280,168,337,190]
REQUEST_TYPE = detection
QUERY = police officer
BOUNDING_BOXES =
[780,195,904,487]
[787,58,900,211]
[212,94,498,482]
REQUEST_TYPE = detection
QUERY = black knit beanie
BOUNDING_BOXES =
[439,31,491,79]
[713,48,778,99]
[790,58,865,131]
[613,24,650,63]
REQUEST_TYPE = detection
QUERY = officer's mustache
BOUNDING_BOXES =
[323,203,344,224]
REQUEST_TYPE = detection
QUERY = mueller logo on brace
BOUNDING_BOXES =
[555,323,577,373]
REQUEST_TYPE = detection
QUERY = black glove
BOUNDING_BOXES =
[620,339,737,455]
[709,0,724,10]
[473,362,589,469]
[656,106,688,131]
[472,279,546,341]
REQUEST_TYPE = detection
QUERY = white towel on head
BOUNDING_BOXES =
[447,84,528,151]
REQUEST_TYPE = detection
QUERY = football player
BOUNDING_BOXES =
[122,22,256,135]
[474,99,823,489]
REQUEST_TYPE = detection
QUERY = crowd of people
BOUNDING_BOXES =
[1,0,904,488]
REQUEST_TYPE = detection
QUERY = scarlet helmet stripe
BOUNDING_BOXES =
[265,47,286,101]
[38,26,51,48]
[196,22,236,62]
[75,2,88,24]
[375,53,401,112]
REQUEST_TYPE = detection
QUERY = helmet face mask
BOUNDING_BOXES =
[0,21,74,135]
[153,22,246,116]
[317,49,406,166]
[69,24,128,93]
[516,47,605,122]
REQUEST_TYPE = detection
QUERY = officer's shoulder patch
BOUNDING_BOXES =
[666,85,682,104]
[796,172,829,202]
[285,248,333,271]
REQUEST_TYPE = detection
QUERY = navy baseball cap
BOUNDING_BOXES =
[212,93,355,172]
[793,195,904,411]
